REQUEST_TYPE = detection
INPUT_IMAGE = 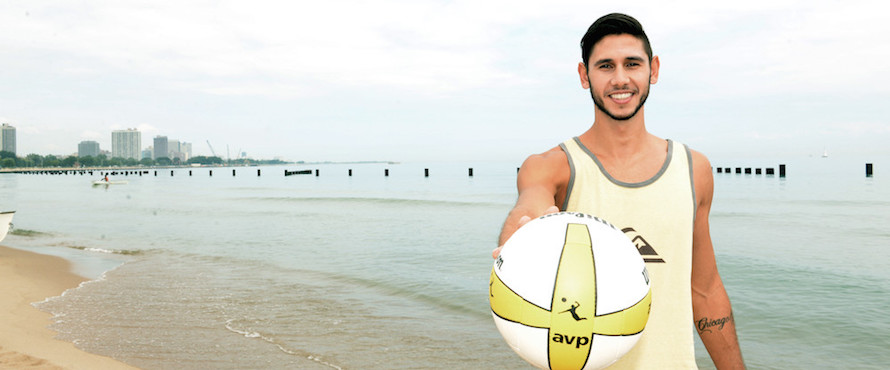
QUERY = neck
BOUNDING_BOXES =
[580,108,651,160]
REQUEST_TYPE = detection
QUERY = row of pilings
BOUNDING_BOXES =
[4,167,481,178]
[3,163,876,178]
[716,165,785,177]
[715,163,876,177]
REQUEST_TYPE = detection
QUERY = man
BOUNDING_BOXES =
[494,13,744,369]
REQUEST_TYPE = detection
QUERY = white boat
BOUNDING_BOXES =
[92,180,129,186]
[0,211,14,243]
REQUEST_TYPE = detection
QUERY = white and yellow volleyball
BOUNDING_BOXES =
[490,212,651,370]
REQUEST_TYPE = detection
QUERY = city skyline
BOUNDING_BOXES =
[4,123,216,160]
[0,124,195,161]
[1,1,889,163]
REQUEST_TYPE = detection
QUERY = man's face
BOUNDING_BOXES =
[579,34,659,121]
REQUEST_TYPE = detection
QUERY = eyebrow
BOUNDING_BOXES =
[593,56,646,66]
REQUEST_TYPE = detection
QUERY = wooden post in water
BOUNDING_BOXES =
[717,168,723,173]
[756,168,762,175]
[866,163,873,177]
[171,170,174,176]
[349,169,353,176]
[233,169,236,176]
[210,170,213,176]
[258,169,261,176]
[424,168,429,177]
[315,169,319,177]
[469,168,474,177]
[766,168,775,175]
[385,169,389,177]
[154,171,157,176]
[779,164,786,178]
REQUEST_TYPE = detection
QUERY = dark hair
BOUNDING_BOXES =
[580,13,652,67]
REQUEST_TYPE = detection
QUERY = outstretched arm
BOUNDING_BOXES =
[690,151,745,369]
[494,148,568,258]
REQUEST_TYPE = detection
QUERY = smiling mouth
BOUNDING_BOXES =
[609,92,634,105]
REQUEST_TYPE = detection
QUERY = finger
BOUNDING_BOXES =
[544,205,560,215]
[492,246,503,259]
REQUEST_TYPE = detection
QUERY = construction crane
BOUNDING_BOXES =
[206,140,218,158]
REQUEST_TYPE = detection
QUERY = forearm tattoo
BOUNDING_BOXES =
[695,312,734,334]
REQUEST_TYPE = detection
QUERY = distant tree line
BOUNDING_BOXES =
[0,151,288,168]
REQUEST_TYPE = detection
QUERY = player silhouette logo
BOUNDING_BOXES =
[560,298,587,321]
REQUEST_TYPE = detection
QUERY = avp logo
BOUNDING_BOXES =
[622,227,665,263]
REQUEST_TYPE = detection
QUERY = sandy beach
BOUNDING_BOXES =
[0,245,138,370]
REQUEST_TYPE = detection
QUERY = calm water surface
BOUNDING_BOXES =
[1,158,887,369]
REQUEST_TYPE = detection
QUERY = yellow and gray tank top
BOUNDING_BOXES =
[560,137,698,369]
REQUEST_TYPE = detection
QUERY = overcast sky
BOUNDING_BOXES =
[1,0,888,163]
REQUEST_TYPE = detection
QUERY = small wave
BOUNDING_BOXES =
[65,245,145,255]
[33,262,125,308]
[224,319,343,370]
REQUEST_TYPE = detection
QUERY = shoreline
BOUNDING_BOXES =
[0,245,138,370]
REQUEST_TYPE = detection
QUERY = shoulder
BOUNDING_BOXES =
[686,147,712,175]
[523,146,568,169]
[518,146,570,189]
[685,147,714,205]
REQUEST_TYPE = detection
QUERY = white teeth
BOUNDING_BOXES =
[611,93,632,100]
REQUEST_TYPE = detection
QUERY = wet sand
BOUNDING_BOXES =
[0,245,138,370]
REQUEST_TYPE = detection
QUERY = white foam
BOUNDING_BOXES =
[224,319,343,369]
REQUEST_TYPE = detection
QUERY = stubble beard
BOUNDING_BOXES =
[589,79,650,121]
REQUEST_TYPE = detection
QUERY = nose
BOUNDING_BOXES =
[611,66,631,86]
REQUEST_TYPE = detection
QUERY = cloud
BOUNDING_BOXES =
[655,0,890,100]
[136,124,160,136]
[1,0,556,99]
[79,130,104,141]
[2,0,889,160]
[820,120,890,136]
[7,0,886,102]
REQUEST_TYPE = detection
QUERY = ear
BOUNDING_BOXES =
[649,55,660,84]
[578,62,590,89]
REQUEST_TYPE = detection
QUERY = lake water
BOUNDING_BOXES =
[1,157,887,369]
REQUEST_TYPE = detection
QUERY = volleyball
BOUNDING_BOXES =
[490,212,651,370]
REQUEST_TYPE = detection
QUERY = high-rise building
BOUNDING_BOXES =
[1,123,15,155]
[78,141,101,157]
[153,136,168,160]
[168,139,181,161]
[112,128,141,160]
[181,142,192,161]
